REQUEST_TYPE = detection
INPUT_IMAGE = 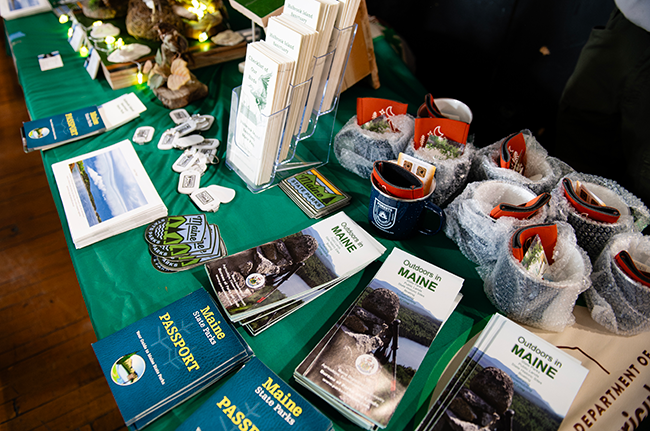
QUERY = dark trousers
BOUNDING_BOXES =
[557,8,650,206]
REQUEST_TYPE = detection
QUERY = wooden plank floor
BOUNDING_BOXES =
[0,26,128,431]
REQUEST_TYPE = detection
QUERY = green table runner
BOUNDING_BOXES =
[4,12,493,431]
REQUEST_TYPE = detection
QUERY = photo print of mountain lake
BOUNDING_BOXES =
[69,145,147,227]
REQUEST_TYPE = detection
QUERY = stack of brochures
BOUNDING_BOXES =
[92,288,254,430]
[51,140,168,249]
[22,92,146,152]
[205,211,386,335]
[228,40,295,187]
[294,248,465,430]
[416,313,589,431]
[175,356,334,431]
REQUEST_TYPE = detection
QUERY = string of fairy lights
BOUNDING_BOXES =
[57,4,212,84]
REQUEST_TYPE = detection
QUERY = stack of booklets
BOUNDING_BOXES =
[205,211,386,335]
[22,92,146,152]
[319,0,362,112]
[92,288,254,430]
[265,14,318,158]
[279,168,351,218]
[416,313,589,431]
[175,356,334,431]
[228,40,295,187]
[282,0,340,135]
[294,247,465,430]
[51,140,167,249]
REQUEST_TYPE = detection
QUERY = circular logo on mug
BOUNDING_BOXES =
[246,273,265,289]
[355,354,380,375]
[372,198,397,230]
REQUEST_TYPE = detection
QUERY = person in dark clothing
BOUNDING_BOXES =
[557,1,650,206]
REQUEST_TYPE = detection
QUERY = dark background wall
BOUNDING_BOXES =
[366,0,615,156]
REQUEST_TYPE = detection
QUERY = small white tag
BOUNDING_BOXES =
[133,126,155,144]
[172,151,200,173]
[173,134,204,149]
[157,130,177,150]
[194,114,215,131]
[190,188,221,212]
[193,138,220,150]
[189,155,209,174]
[171,119,197,137]
[178,169,201,194]
[206,184,236,203]
[197,147,218,164]
[170,109,190,124]
[38,51,63,71]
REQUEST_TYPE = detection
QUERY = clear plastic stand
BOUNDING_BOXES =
[226,23,358,193]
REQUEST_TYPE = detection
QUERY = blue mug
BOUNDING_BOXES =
[369,179,446,239]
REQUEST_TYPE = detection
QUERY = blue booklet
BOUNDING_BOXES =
[22,93,146,152]
[176,356,333,431]
[92,288,253,429]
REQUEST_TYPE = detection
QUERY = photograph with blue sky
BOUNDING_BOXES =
[70,147,148,227]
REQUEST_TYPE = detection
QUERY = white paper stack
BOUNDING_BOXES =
[282,0,340,134]
[319,0,361,112]
[229,40,295,186]
[52,140,167,249]
[265,15,318,159]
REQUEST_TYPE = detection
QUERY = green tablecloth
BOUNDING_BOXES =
[4,11,493,431]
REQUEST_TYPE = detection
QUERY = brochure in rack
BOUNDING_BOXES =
[22,92,146,152]
[294,247,465,429]
[92,288,253,430]
[51,139,167,249]
[175,356,334,431]
[205,211,386,326]
[416,313,589,431]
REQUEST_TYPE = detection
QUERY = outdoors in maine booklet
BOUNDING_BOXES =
[205,211,386,327]
[175,356,334,431]
[416,313,589,431]
[294,247,464,430]
[91,288,253,430]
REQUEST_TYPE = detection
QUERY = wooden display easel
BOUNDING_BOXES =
[339,0,380,93]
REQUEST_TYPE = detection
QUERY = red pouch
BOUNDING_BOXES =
[511,223,558,264]
[490,192,551,220]
[356,98,408,126]
[499,132,527,174]
[614,250,650,287]
[562,178,621,224]
[372,161,425,199]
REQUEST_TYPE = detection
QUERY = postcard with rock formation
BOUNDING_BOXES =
[416,313,589,431]
[294,247,464,429]
[205,211,386,323]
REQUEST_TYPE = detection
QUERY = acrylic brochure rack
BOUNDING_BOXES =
[226,23,358,193]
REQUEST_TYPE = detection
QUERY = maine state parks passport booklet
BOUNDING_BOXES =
[416,313,589,431]
[92,288,253,429]
[175,356,333,431]
[295,247,464,430]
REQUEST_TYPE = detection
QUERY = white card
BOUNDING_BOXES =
[38,51,63,71]
[68,23,85,52]
[83,47,101,79]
